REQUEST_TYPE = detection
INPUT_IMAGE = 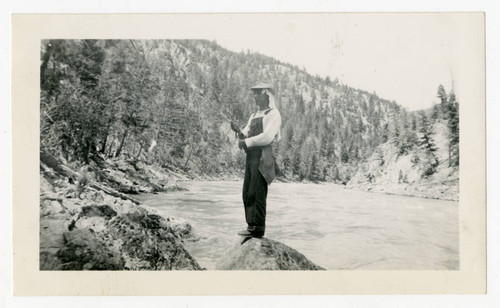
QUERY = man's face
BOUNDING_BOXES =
[252,89,268,108]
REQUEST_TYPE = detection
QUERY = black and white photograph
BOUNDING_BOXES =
[10,12,487,296]
[38,15,466,272]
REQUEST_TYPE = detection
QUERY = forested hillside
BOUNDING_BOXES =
[40,39,459,199]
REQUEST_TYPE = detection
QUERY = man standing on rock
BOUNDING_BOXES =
[230,82,281,238]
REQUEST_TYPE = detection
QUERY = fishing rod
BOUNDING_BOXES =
[220,107,243,141]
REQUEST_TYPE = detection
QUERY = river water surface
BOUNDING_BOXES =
[135,180,458,270]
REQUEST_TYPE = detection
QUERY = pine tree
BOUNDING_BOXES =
[418,113,437,153]
[340,143,349,163]
[381,123,389,143]
[437,84,448,117]
[282,154,292,178]
[418,112,439,177]
[292,150,302,179]
[447,90,460,166]
[309,153,321,181]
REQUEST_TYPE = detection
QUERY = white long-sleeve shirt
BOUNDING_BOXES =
[241,109,281,148]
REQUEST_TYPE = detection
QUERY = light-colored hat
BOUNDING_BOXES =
[250,82,276,96]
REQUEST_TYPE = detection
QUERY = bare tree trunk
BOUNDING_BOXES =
[135,142,143,159]
[100,124,111,155]
[106,137,115,158]
[115,127,128,157]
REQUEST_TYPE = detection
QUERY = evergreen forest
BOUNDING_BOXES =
[40,39,459,188]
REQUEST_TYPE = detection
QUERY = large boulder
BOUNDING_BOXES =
[216,237,325,270]
[56,228,125,270]
[104,214,202,270]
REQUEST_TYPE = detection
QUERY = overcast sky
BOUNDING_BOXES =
[207,13,483,111]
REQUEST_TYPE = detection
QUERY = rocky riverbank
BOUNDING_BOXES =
[40,153,203,270]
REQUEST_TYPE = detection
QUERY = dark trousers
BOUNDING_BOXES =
[242,148,268,234]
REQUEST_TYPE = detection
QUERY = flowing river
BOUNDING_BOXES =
[134,181,459,270]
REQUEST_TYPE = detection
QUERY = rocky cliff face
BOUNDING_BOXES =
[216,237,324,270]
[347,121,459,201]
[40,163,203,270]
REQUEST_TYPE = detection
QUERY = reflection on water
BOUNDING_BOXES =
[135,181,459,270]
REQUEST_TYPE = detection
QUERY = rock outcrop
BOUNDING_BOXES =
[40,158,203,271]
[216,237,324,270]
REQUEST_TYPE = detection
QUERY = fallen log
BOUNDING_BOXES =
[87,181,141,204]
[40,152,142,205]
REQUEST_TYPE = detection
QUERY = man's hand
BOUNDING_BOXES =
[230,122,241,134]
[231,122,245,139]
[238,140,247,150]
